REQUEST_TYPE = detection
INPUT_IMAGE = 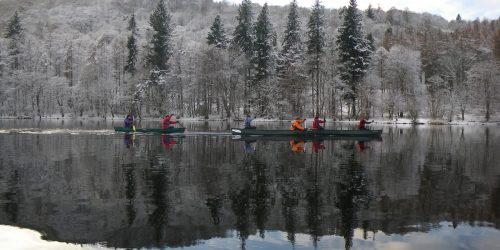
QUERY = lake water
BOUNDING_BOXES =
[1,120,500,250]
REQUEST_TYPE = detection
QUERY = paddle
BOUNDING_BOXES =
[176,121,184,128]
[132,115,136,132]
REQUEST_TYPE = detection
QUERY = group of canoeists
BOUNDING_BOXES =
[125,113,374,131]
[244,114,373,131]
[124,114,180,129]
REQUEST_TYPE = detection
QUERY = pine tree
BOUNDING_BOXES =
[253,3,273,83]
[232,0,254,56]
[207,15,228,49]
[306,0,326,116]
[280,0,302,62]
[232,0,254,115]
[125,14,138,75]
[366,33,375,52]
[456,14,462,21]
[147,1,172,71]
[4,11,23,70]
[278,0,304,115]
[366,3,375,19]
[64,41,74,86]
[336,0,372,118]
[252,3,274,113]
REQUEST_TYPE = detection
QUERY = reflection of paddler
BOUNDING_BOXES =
[290,140,305,153]
[161,134,177,149]
[124,134,133,148]
[244,141,255,154]
[356,141,366,151]
[312,140,325,153]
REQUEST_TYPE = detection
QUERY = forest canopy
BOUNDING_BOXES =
[0,0,498,121]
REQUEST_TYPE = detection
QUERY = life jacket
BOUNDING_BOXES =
[162,116,176,129]
[312,118,325,129]
[290,119,306,131]
[358,119,367,129]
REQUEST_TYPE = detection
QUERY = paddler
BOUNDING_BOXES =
[124,114,134,128]
[162,114,178,129]
[290,117,306,131]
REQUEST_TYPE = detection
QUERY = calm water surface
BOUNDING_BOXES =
[0,120,499,250]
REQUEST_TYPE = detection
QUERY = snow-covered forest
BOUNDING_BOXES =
[0,0,499,121]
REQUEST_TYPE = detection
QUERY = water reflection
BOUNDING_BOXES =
[0,123,500,249]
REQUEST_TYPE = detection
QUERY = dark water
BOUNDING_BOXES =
[1,120,500,250]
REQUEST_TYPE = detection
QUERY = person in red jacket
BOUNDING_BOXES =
[162,114,178,129]
[312,116,325,130]
[358,116,373,130]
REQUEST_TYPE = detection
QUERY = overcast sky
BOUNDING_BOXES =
[215,0,499,21]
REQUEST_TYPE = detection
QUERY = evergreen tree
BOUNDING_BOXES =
[147,1,172,72]
[366,33,375,52]
[4,11,23,70]
[366,3,375,19]
[278,0,304,115]
[64,41,74,86]
[207,15,228,49]
[306,0,326,115]
[232,0,254,56]
[280,0,302,62]
[253,3,273,83]
[456,14,462,21]
[128,14,137,35]
[252,3,274,113]
[125,14,138,75]
[336,0,372,118]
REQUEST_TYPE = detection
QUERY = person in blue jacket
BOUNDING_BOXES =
[244,115,256,129]
[124,115,134,128]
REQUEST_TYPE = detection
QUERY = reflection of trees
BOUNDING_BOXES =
[205,195,223,225]
[251,159,269,238]
[230,186,251,250]
[147,164,169,245]
[305,153,323,247]
[280,180,299,245]
[3,126,500,248]
[3,170,19,223]
[336,155,369,250]
[123,164,136,226]
[230,154,271,249]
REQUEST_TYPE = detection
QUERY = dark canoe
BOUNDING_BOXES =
[231,128,382,137]
[114,127,185,134]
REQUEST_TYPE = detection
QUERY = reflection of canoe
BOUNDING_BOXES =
[231,128,382,137]
[232,135,382,142]
[114,127,185,134]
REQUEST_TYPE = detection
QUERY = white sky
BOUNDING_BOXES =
[216,0,500,21]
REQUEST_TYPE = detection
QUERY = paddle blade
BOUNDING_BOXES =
[132,125,136,132]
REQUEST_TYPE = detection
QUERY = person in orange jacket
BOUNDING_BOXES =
[290,118,306,131]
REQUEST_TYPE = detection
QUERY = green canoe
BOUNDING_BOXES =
[114,127,185,134]
[231,128,382,137]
